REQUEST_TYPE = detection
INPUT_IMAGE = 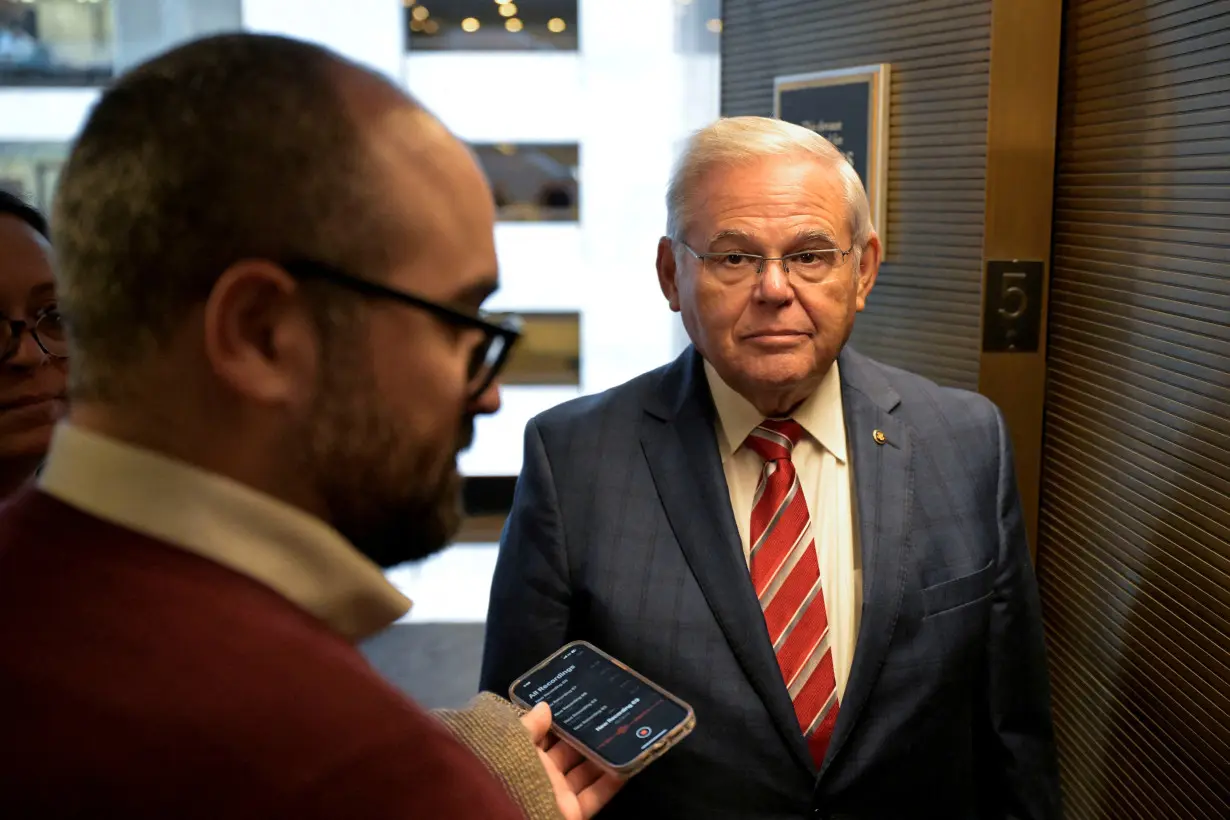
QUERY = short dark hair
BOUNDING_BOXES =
[0,190,49,240]
[52,33,413,401]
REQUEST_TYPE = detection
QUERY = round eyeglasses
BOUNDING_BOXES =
[0,310,68,363]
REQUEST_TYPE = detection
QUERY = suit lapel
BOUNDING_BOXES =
[819,348,913,779]
[641,348,816,773]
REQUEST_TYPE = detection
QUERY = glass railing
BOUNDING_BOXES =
[475,143,579,223]
[0,141,67,212]
[0,0,113,86]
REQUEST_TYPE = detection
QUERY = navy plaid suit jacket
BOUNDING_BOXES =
[481,346,1060,820]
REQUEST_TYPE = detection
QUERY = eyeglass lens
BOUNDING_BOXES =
[0,313,68,361]
[468,334,508,396]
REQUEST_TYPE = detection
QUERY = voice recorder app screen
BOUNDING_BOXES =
[512,643,690,769]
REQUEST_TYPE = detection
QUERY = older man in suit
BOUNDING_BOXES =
[481,116,1061,819]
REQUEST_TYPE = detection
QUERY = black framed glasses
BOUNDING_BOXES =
[0,309,68,363]
[282,259,521,400]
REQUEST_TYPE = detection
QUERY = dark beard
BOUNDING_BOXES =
[350,467,463,569]
[301,341,473,568]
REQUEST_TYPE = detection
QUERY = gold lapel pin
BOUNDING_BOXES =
[873,429,887,445]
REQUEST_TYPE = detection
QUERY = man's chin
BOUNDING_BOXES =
[356,525,451,570]
[353,483,464,569]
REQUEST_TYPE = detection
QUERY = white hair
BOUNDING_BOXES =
[665,116,874,253]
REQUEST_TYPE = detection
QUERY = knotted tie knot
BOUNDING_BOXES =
[744,418,805,464]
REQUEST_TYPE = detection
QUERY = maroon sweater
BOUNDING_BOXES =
[0,490,525,819]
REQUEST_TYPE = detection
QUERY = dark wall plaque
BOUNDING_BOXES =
[774,64,890,251]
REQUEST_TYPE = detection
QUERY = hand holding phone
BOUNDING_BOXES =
[509,641,696,778]
[520,702,624,820]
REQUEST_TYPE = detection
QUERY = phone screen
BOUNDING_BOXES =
[511,643,691,770]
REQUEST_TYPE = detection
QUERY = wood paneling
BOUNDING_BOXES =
[1039,1,1230,816]
[977,0,1063,552]
[502,312,581,386]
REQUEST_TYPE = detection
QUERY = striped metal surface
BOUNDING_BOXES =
[721,0,992,390]
[1039,0,1230,817]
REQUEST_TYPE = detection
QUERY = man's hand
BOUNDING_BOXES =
[520,702,624,820]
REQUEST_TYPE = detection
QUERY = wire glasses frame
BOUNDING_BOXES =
[283,259,521,400]
[678,242,855,285]
[0,311,68,363]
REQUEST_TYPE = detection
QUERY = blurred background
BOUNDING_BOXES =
[0,0,722,587]
[3,2,1228,817]
[0,0,721,701]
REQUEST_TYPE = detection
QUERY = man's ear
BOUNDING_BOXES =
[854,233,882,312]
[656,237,682,312]
[202,260,318,406]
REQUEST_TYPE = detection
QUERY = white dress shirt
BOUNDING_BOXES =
[704,360,862,699]
[38,422,412,642]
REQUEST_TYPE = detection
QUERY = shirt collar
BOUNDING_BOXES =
[704,358,848,463]
[38,423,411,642]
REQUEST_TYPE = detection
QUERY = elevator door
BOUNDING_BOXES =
[1038,1,1230,817]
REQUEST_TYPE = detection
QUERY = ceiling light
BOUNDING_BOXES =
[505,17,523,32]
[461,17,480,32]
[547,17,566,33]
[423,19,439,34]
[706,18,723,33]
[499,3,517,17]
[411,5,430,21]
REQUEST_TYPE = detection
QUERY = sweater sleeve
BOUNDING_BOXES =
[434,692,564,820]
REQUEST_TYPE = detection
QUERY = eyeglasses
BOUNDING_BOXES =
[282,259,521,400]
[679,242,854,286]
[0,309,68,363]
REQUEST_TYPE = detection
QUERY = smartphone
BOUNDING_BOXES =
[509,640,696,778]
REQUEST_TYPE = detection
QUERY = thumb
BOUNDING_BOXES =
[519,701,553,743]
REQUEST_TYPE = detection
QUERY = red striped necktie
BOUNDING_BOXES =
[745,418,840,768]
